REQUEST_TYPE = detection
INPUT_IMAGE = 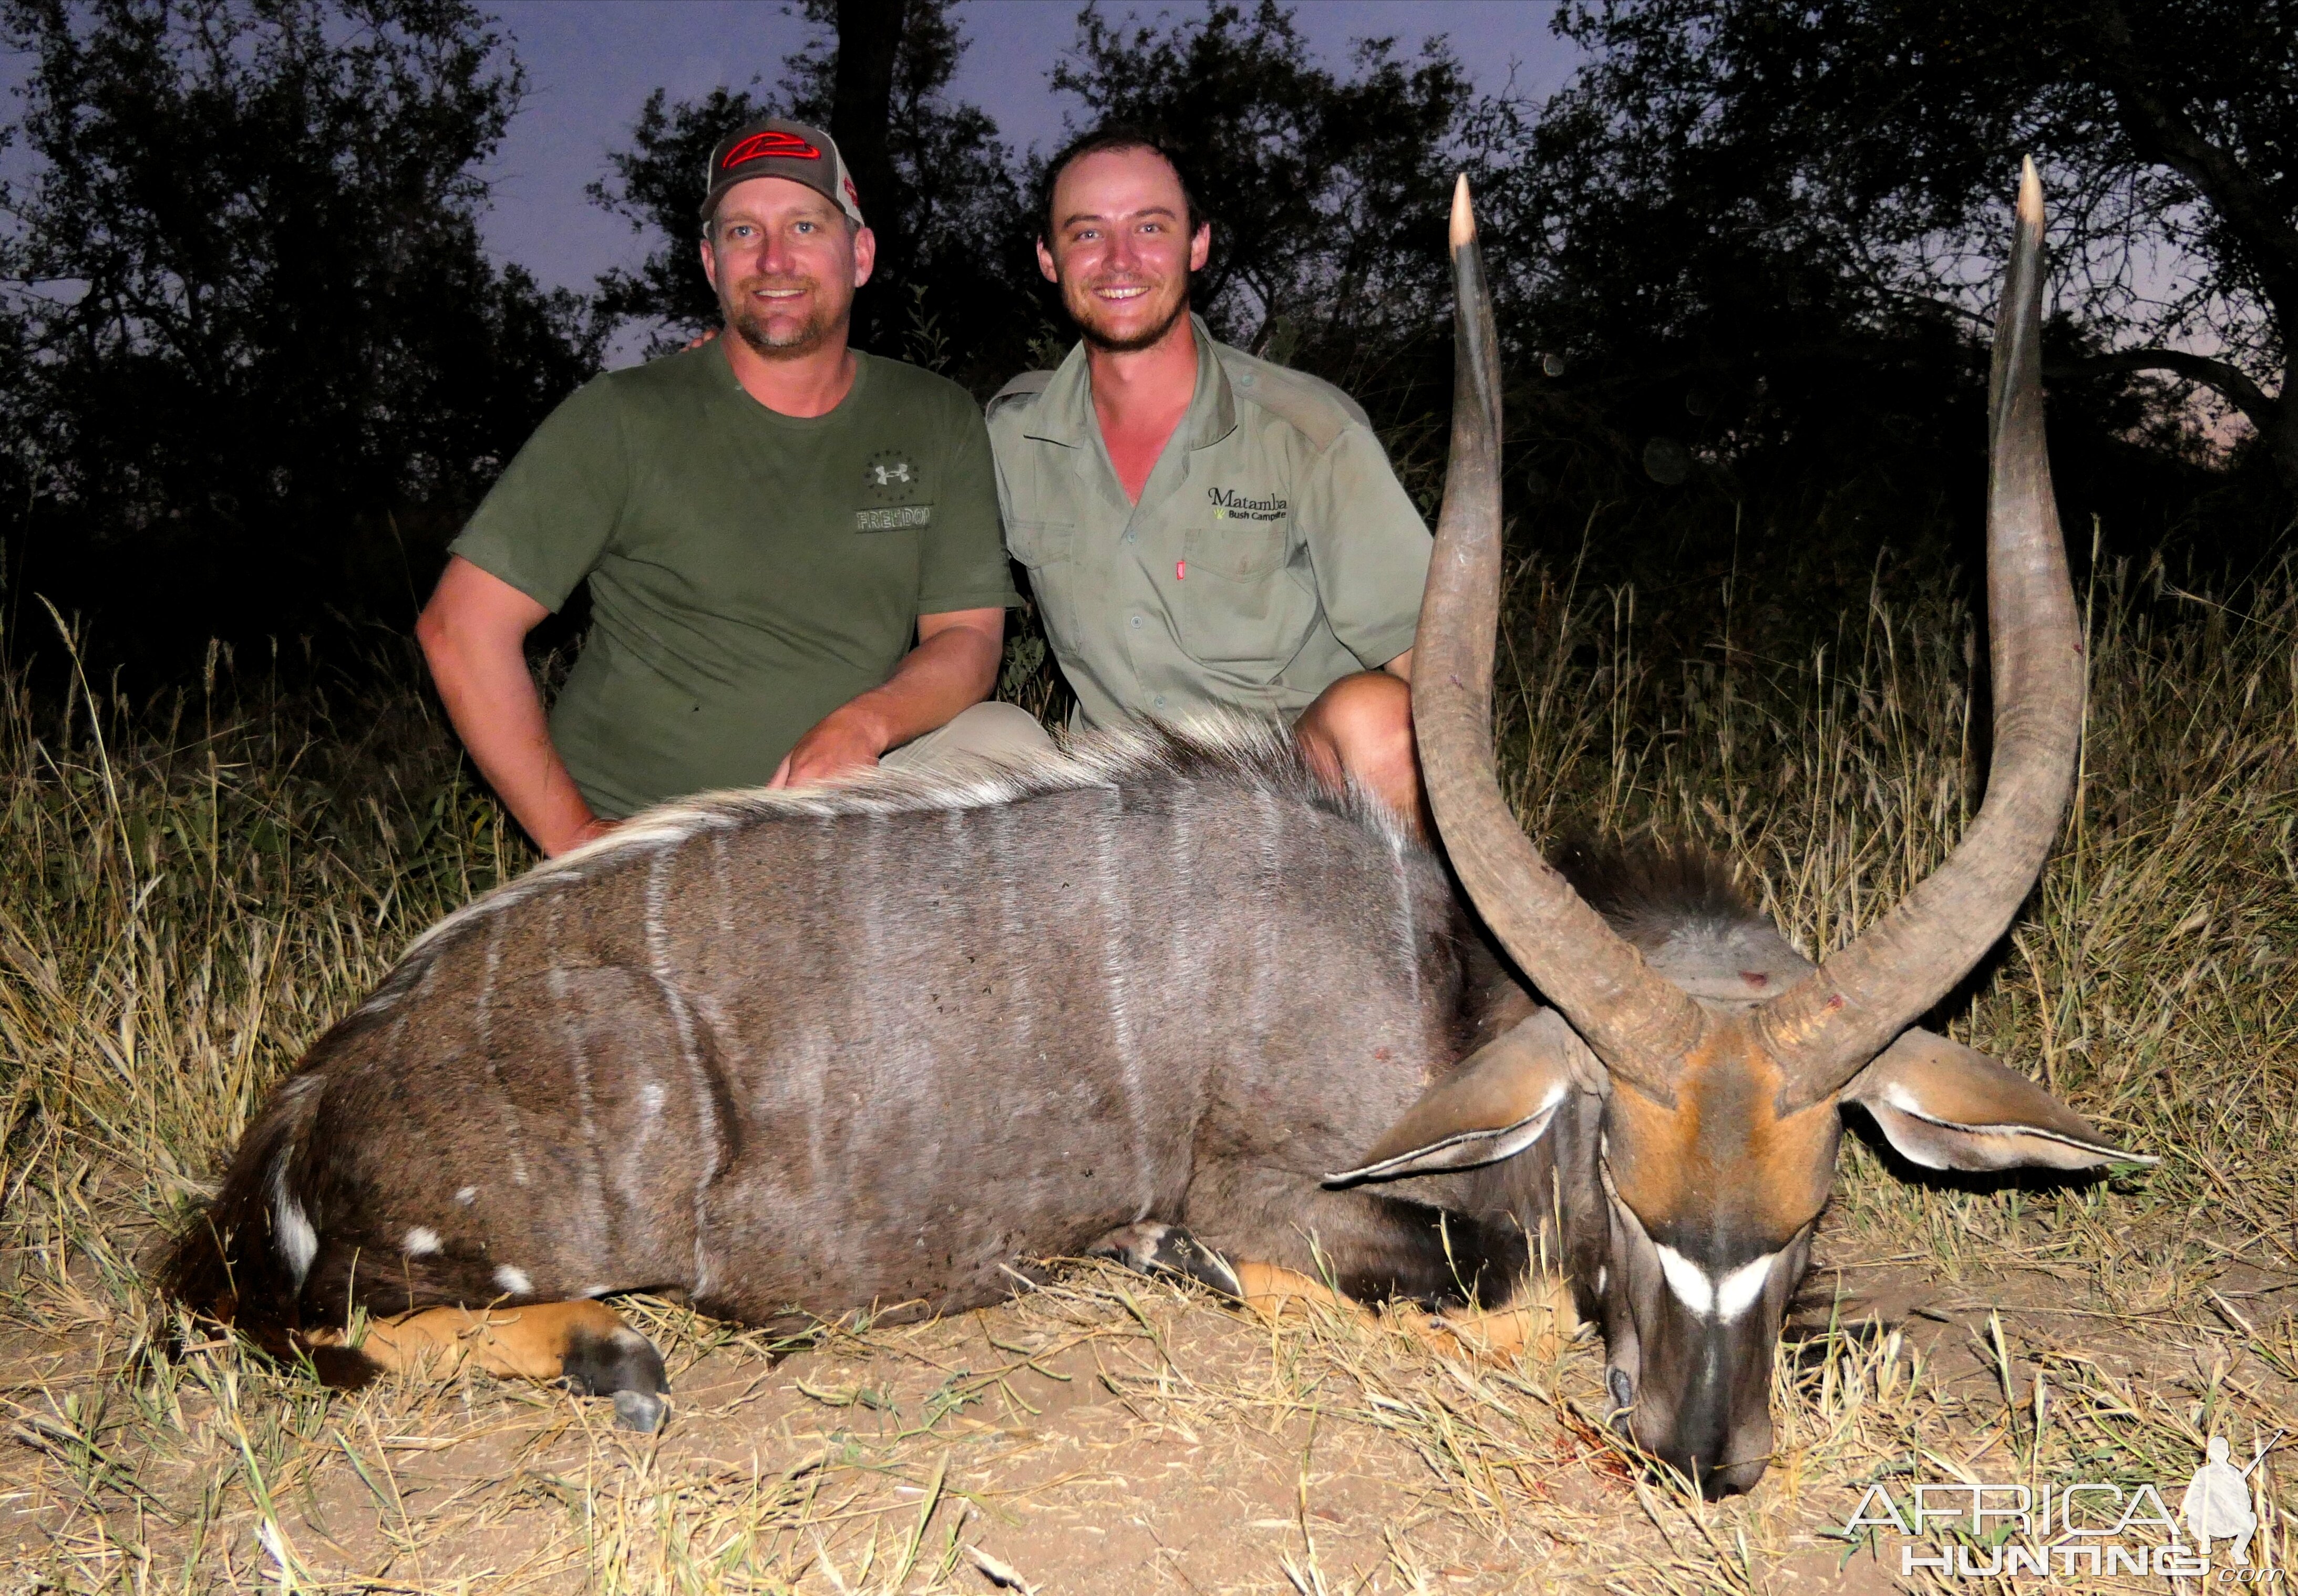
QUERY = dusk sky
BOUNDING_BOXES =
[482,1,1583,307]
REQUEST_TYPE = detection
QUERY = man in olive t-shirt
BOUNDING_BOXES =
[419,117,1048,855]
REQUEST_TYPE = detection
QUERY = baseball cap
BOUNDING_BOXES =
[699,117,865,228]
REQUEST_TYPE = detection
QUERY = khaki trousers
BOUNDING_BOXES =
[878,701,1057,775]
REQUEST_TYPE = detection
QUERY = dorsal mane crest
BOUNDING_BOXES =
[364,715,1415,1008]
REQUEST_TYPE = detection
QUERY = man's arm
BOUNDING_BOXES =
[771,607,1006,788]
[416,555,614,857]
[1384,648,1414,682]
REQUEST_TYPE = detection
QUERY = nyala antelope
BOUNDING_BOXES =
[163,165,2144,1496]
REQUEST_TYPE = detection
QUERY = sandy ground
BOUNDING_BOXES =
[6,1213,2289,1593]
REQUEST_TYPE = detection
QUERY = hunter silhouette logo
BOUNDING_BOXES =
[2181,1435,2264,1564]
[722,130,821,169]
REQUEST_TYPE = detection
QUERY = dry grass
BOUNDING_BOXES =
[2,549,2293,1592]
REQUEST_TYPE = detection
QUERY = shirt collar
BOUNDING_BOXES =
[1023,313,1238,452]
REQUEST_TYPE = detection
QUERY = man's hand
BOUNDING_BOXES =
[558,815,625,853]
[768,704,889,789]
[768,607,1005,789]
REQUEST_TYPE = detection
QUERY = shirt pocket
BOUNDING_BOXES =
[1177,522,1313,671]
[1005,518,1076,568]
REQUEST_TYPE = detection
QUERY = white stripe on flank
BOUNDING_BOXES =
[475,918,531,1188]
[549,964,612,1252]
[1248,786,1282,1053]
[648,846,721,1297]
[1093,785,1153,1217]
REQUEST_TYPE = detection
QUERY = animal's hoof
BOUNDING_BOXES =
[562,1325,669,1400]
[613,1389,668,1432]
[1089,1221,1244,1299]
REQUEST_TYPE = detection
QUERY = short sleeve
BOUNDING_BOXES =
[1296,426,1431,668]
[918,397,1023,615]
[448,376,629,613]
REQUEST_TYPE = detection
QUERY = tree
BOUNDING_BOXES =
[0,0,602,658]
[589,0,1028,382]
[1543,0,2298,492]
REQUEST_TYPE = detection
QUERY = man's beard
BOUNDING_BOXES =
[1067,270,1192,354]
[728,275,846,361]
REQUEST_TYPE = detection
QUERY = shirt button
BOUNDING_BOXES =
[1123,531,1137,543]
[1154,695,1167,707]
[1130,614,1143,629]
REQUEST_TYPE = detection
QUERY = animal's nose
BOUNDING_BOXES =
[1686,1454,1768,1499]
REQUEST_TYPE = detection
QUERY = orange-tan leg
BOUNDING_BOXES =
[1430,1270,1578,1362]
[306,1300,671,1430]
[1233,1261,1578,1362]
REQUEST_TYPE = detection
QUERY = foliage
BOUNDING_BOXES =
[0,0,605,661]
[1535,0,2298,492]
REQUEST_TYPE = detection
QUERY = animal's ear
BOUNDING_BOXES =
[1325,1009,1597,1186]
[1842,1027,2155,1173]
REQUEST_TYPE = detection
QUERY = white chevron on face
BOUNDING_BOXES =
[1713,1252,1776,1322]
[1654,1245,1778,1323]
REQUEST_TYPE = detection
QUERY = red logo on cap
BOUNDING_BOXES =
[722,130,821,170]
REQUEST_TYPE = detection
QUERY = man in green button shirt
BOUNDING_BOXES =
[419,117,1049,855]
[988,128,1433,823]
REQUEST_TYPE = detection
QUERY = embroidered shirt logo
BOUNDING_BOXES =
[857,450,927,527]
[1208,487,1288,522]
[862,450,920,496]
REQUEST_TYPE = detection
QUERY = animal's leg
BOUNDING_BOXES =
[306,1301,671,1431]
[1088,1221,1244,1297]
[1183,1162,1526,1308]
[1232,1261,1578,1363]
[1429,1269,1579,1362]
[1232,1262,1364,1320]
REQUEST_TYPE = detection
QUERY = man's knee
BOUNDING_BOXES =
[882,701,1057,774]
[1306,672,1414,766]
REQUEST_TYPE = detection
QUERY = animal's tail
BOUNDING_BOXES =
[157,1074,326,1360]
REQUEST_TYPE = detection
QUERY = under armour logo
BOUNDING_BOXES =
[870,462,913,487]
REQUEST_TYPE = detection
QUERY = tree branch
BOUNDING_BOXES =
[2044,345,2276,427]
[2094,1,2298,319]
